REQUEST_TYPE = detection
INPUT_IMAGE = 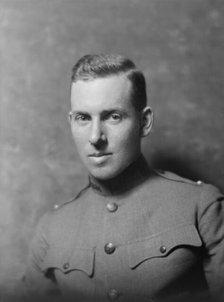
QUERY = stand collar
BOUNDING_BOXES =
[89,155,151,196]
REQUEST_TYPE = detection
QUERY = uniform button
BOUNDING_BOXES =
[91,183,102,192]
[106,202,118,212]
[104,243,116,254]
[160,245,167,254]
[108,289,119,300]
[63,262,69,270]
[158,169,165,174]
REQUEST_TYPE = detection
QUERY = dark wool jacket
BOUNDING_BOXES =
[24,156,224,302]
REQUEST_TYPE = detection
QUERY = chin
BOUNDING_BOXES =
[89,166,121,180]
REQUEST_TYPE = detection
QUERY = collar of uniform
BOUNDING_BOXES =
[88,154,151,196]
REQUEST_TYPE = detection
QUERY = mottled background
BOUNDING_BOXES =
[0,0,224,295]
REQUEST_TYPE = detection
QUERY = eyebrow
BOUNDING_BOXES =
[70,107,129,116]
[69,110,89,116]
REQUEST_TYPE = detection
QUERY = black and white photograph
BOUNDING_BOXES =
[0,1,224,301]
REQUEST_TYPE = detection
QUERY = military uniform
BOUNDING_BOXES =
[24,155,224,302]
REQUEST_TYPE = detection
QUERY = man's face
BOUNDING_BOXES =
[70,75,142,180]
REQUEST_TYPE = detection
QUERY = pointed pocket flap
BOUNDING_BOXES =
[127,224,202,269]
[41,246,95,277]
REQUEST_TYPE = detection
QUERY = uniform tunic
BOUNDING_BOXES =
[24,156,224,302]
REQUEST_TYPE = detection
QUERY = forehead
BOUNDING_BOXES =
[70,75,133,111]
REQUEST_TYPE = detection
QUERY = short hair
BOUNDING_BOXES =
[71,54,147,112]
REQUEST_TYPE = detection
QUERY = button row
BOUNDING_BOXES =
[108,288,119,301]
[107,289,155,301]
[106,202,118,212]
[104,243,166,255]
[160,245,167,254]
[63,262,69,270]
[104,242,116,254]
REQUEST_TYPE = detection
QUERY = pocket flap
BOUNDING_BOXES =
[127,224,202,269]
[41,246,95,276]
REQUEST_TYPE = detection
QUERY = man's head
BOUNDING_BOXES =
[69,54,153,180]
[71,54,147,113]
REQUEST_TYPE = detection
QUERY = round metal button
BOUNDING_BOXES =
[106,202,118,213]
[104,242,116,254]
[160,245,167,254]
[108,289,119,300]
[63,262,69,270]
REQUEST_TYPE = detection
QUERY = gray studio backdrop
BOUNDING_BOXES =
[0,0,224,295]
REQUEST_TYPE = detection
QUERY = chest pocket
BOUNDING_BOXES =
[127,224,202,269]
[40,246,95,277]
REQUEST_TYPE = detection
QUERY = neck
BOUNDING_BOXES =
[89,154,151,196]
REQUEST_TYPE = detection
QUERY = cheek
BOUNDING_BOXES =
[112,125,140,151]
[71,129,86,150]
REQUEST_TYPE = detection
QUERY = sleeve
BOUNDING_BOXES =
[198,184,224,302]
[22,213,62,302]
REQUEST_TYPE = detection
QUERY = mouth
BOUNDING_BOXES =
[88,152,112,158]
[88,152,112,165]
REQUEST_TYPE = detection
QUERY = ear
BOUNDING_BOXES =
[140,106,153,137]
[68,111,73,123]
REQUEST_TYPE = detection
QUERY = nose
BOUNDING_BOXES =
[89,119,106,146]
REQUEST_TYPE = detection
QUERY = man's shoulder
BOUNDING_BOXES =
[154,170,203,186]
[50,183,91,215]
[152,169,222,202]
[35,183,92,235]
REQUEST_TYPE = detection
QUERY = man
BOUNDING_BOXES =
[24,54,224,302]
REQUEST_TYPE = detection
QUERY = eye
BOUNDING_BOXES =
[106,112,122,123]
[76,114,89,121]
[111,113,121,120]
[70,112,90,124]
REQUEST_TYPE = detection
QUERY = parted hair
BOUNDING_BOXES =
[71,54,147,112]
